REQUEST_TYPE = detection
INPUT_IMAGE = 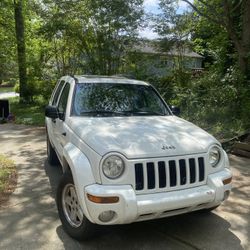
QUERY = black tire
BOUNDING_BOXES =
[56,172,95,241]
[47,135,60,165]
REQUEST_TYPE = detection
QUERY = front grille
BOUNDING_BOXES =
[134,156,205,192]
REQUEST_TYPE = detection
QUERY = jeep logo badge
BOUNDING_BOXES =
[161,145,176,150]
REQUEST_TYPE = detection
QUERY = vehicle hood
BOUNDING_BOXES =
[68,116,219,159]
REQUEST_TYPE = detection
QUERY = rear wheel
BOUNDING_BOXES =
[47,135,59,165]
[56,172,94,240]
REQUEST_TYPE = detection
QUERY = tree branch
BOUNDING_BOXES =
[181,0,227,27]
[231,0,243,13]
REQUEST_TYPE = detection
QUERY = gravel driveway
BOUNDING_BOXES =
[0,124,249,250]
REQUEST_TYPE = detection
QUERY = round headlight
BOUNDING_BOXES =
[209,146,221,167]
[102,155,125,179]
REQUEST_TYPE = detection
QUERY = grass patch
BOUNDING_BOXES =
[9,97,45,126]
[0,87,14,93]
[0,154,16,199]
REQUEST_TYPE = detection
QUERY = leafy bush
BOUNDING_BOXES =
[14,83,20,93]
[146,66,248,139]
[173,67,248,138]
[14,78,56,104]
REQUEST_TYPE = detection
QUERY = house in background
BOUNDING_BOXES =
[127,41,204,78]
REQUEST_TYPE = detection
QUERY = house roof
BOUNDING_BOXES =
[133,42,204,58]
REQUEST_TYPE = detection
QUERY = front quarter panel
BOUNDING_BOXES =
[63,142,96,221]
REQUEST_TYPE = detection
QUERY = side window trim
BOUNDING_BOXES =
[50,80,59,104]
[57,82,71,119]
[52,80,66,106]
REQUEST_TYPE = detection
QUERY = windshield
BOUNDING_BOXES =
[72,83,170,117]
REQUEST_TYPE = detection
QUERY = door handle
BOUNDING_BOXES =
[52,119,56,123]
[62,132,66,136]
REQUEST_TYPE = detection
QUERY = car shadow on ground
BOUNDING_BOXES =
[44,160,243,250]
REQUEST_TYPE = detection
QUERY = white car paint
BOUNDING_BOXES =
[68,115,218,158]
[46,75,232,225]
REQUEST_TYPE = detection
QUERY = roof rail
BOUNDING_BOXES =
[73,74,131,79]
[69,74,78,83]
[72,74,135,80]
[111,74,135,79]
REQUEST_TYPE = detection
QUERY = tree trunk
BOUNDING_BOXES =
[241,0,250,79]
[184,0,250,79]
[227,0,250,78]
[14,0,28,102]
[238,49,248,76]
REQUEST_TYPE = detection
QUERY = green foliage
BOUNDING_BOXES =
[14,83,19,93]
[0,0,249,140]
[1,0,144,103]
[0,0,18,84]
[167,67,248,138]
[0,87,14,93]
[9,97,45,126]
[36,0,144,76]
[153,0,250,138]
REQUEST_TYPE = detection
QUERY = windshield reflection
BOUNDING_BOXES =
[72,83,169,117]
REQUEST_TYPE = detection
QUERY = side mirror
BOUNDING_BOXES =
[170,105,180,116]
[45,105,59,119]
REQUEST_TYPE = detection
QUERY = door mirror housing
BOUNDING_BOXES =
[45,105,59,119]
[170,105,180,116]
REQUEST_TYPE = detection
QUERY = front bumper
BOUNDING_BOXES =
[84,169,232,225]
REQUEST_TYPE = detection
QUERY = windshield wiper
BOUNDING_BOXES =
[128,111,166,116]
[80,110,130,117]
[80,110,166,117]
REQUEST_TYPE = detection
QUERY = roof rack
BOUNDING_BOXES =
[110,74,129,79]
[113,74,136,79]
[74,75,130,79]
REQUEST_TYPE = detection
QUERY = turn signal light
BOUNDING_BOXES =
[223,177,232,185]
[87,194,119,204]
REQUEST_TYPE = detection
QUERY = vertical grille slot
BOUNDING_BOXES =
[158,161,166,188]
[189,158,196,183]
[169,160,177,187]
[198,157,205,181]
[179,159,187,185]
[135,163,144,190]
[147,162,155,189]
[134,156,206,192]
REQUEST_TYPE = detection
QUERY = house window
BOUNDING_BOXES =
[160,57,174,68]
[159,57,166,67]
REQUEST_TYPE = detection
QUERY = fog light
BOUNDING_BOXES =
[98,210,116,222]
[223,190,230,201]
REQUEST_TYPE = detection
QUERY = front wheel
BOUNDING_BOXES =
[56,172,94,240]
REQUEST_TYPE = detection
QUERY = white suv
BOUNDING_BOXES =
[45,75,232,240]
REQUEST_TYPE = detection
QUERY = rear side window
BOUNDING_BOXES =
[52,80,65,106]
[58,83,70,114]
